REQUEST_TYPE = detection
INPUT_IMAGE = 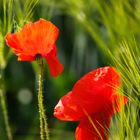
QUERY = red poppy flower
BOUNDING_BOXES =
[5,18,63,77]
[54,67,128,140]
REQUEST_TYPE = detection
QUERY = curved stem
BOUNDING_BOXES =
[37,59,50,140]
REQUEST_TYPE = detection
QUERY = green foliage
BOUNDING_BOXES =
[51,0,140,139]
[0,0,140,139]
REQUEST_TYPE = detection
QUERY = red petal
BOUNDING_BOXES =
[5,19,59,60]
[54,67,123,121]
[46,46,63,77]
[54,92,84,121]
[76,112,111,140]
[5,33,23,55]
[71,67,120,114]
[103,94,128,115]
[75,95,128,140]
[18,55,34,61]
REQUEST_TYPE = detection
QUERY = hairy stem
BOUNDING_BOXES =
[37,59,50,140]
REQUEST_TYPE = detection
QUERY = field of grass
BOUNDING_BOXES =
[0,0,140,140]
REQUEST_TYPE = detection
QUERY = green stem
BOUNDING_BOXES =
[0,71,13,140]
[37,59,50,140]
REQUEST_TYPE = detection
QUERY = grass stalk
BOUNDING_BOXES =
[0,70,13,140]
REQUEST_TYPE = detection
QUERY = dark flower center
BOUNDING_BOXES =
[35,53,42,60]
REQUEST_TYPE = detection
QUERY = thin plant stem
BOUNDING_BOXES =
[0,90,12,140]
[0,71,13,140]
[37,59,50,140]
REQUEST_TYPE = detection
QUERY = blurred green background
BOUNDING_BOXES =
[0,0,140,140]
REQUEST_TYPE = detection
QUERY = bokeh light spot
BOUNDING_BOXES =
[18,88,33,105]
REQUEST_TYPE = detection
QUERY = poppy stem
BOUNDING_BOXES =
[0,71,13,140]
[37,59,50,140]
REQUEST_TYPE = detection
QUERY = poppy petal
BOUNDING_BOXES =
[99,94,128,123]
[76,112,111,140]
[71,67,120,114]
[18,55,34,61]
[6,19,59,59]
[6,33,23,54]
[104,94,128,114]
[46,46,64,77]
[75,93,128,140]
[54,91,84,121]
